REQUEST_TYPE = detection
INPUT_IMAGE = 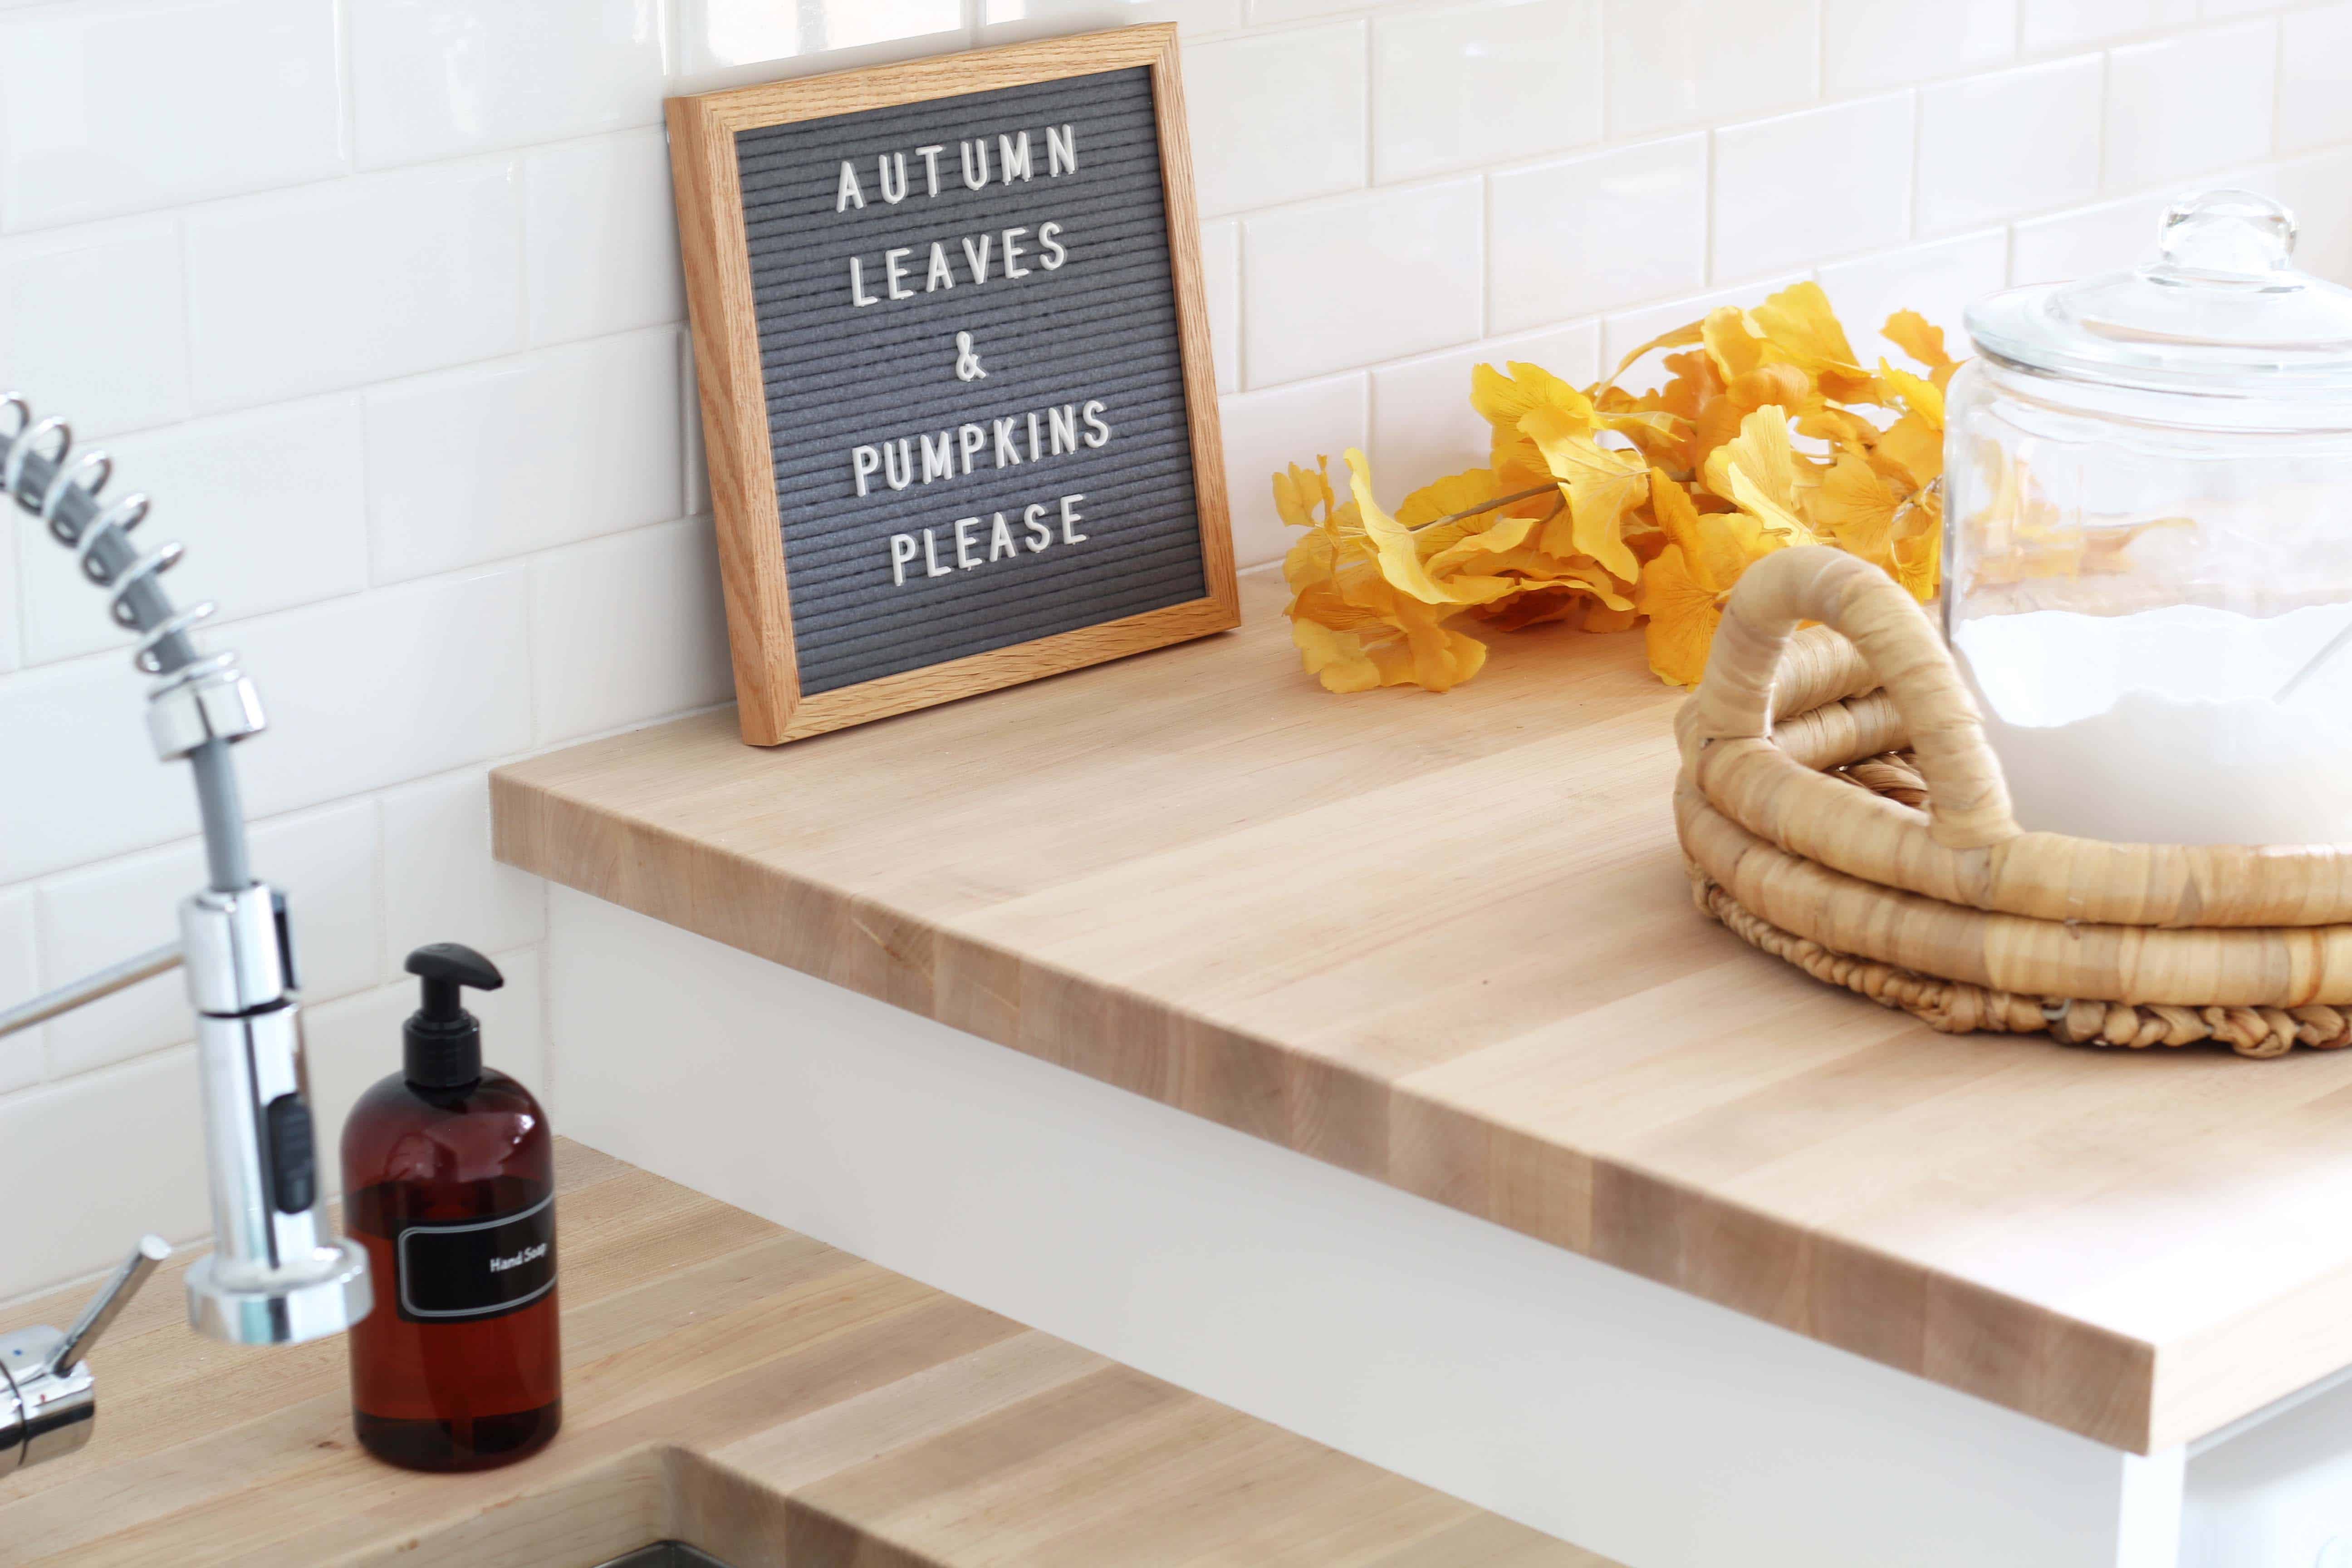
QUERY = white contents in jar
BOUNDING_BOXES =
[1951,602,2352,846]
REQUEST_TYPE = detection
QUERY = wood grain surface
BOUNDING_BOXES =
[0,1140,1605,1568]
[490,572,2352,1455]
[667,24,1240,746]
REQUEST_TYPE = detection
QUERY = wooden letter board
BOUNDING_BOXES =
[666,25,1239,745]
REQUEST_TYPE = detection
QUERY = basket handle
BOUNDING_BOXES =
[1688,545,2020,849]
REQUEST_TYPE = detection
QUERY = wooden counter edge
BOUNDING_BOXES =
[485,756,2205,1454]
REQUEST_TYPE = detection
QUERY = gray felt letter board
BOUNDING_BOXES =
[668,26,1238,745]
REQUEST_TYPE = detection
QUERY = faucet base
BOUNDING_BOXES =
[186,1240,372,1347]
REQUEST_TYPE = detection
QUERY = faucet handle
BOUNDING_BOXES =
[1,1234,171,1474]
[49,1236,170,1377]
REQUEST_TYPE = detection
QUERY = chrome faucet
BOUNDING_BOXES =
[0,396,370,1470]
[0,1238,170,1472]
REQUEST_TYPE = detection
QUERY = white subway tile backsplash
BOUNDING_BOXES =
[1917,56,2104,233]
[186,161,524,409]
[230,567,534,820]
[1241,180,1483,387]
[2011,188,2172,282]
[0,653,195,885]
[982,0,1245,39]
[525,131,688,346]
[1247,0,1361,19]
[1217,372,1366,567]
[2278,4,2352,155]
[1184,24,1367,216]
[527,519,730,745]
[1489,136,1709,332]
[38,800,381,1077]
[1369,321,1599,493]
[1816,230,2008,348]
[0,219,189,437]
[1713,93,1912,280]
[2103,21,2276,191]
[0,889,39,1093]
[1201,219,1242,394]
[1370,0,1602,184]
[347,0,664,170]
[2023,0,2194,53]
[366,329,685,583]
[19,397,369,666]
[1602,0,1818,139]
[675,0,967,84]
[1822,0,2014,96]
[381,770,547,963]
[0,1048,211,1300]
[2278,148,2352,285]
[0,512,18,673]
[0,0,345,232]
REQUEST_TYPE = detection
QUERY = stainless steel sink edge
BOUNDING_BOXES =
[588,1544,737,1568]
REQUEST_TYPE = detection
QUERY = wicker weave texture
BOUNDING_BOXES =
[1678,546,2352,1055]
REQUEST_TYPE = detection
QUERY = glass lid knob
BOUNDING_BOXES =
[2146,189,2298,284]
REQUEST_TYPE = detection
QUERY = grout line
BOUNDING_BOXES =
[170,214,197,426]
[656,0,681,80]
[2269,10,2287,157]
[1903,87,1921,243]
[1233,218,1249,392]
[1701,130,1717,287]
[369,793,392,988]
[2095,48,2113,193]
[1479,171,1494,340]
[332,0,358,173]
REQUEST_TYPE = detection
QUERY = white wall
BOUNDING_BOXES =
[1,0,2347,1303]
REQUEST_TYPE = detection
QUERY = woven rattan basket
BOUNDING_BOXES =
[1677,545,2352,1058]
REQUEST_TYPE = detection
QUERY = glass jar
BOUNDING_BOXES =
[1945,190,2352,845]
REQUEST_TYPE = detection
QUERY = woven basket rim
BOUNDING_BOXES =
[1676,546,2352,1049]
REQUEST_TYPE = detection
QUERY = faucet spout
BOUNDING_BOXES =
[0,396,372,1350]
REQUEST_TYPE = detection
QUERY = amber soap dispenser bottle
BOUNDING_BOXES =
[341,943,560,1471]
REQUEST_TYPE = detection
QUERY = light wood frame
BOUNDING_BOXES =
[666,24,1240,746]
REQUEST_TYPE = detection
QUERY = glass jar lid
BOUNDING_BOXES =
[1966,190,2352,400]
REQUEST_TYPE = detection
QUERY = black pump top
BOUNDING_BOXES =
[403,943,504,1089]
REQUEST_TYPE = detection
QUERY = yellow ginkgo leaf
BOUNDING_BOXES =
[1477,360,1593,429]
[1873,412,1943,492]
[1725,363,1813,413]
[1701,306,1769,382]
[1751,282,1861,373]
[1811,453,1940,603]
[1635,542,1722,688]
[1424,510,1545,576]
[1813,453,1900,549]
[1883,309,1960,390]
[1346,449,1456,605]
[1877,359,1945,429]
[1648,469,1715,591]
[1273,461,1338,532]
[1521,405,1647,583]
[1702,406,1818,541]
[1604,319,1707,387]
[1291,617,1384,693]
[1395,467,1504,529]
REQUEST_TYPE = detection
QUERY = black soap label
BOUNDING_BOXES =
[395,1195,556,1322]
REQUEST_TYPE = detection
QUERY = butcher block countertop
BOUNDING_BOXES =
[1,1139,1603,1568]
[492,571,2352,1456]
